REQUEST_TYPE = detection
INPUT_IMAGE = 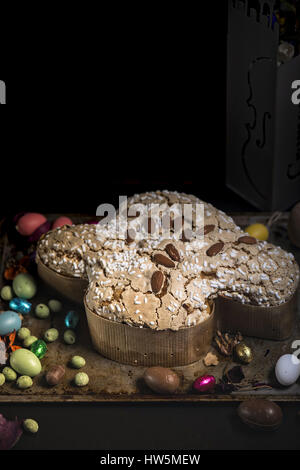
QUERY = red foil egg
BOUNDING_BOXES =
[16,213,47,236]
[193,375,216,393]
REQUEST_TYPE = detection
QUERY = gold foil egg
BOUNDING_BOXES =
[234,342,253,364]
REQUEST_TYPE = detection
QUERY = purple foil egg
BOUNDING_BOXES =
[13,212,27,224]
[28,220,52,242]
[87,219,100,225]
[193,375,216,393]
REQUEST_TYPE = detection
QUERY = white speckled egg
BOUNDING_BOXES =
[275,354,300,386]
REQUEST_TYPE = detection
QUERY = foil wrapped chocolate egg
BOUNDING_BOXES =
[234,342,253,364]
[193,375,216,393]
[9,298,32,315]
[30,339,47,359]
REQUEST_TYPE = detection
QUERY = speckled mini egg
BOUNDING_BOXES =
[275,354,300,386]
[16,213,47,236]
[0,311,22,336]
[52,217,73,230]
[12,273,37,299]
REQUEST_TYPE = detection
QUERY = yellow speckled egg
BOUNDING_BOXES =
[245,223,269,241]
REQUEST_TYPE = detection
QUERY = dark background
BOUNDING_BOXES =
[0,1,238,215]
[2,1,300,455]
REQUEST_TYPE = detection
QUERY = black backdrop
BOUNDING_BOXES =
[0,2,249,217]
[4,2,297,455]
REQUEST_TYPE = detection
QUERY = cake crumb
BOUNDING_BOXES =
[203,352,219,366]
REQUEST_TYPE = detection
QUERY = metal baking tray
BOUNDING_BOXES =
[0,213,299,403]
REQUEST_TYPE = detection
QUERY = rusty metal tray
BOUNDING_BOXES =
[0,213,299,403]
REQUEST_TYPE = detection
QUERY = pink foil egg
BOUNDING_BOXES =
[52,216,73,230]
[193,375,216,393]
[16,213,47,236]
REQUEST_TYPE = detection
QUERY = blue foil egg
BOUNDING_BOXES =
[9,298,32,315]
[64,311,80,329]
[0,311,22,336]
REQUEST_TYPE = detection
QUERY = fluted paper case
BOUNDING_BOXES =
[216,292,298,340]
[36,254,88,304]
[84,296,216,367]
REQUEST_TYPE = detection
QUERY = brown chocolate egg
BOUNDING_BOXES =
[288,202,300,248]
[45,365,65,386]
[238,399,283,430]
[144,367,180,394]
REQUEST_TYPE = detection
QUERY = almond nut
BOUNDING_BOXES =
[153,253,175,268]
[238,235,257,245]
[151,271,164,293]
[165,243,180,262]
[206,241,224,257]
[204,224,215,235]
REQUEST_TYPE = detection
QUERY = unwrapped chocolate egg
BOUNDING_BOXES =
[234,342,253,364]
[193,375,215,393]
[144,367,180,394]
[46,365,65,386]
[288,202,300,248]
[238,399,282,430]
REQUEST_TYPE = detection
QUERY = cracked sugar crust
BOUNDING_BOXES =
[85,230,299,330]
[36,190,203,277]
[85,239,212,331]
[37,191,300,330]
[37,224,103,278]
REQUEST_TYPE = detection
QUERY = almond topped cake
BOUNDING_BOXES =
[37,191,299,332]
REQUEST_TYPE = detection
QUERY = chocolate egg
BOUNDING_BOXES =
[28,221,51,242]
[234,342,253,364]
[12,273,37,299]
[275,354,300,386]
[10,349,42,377]
[16,213,47,236]
[52,217,73,230]
[45,365,65,386]
[193,375,216,393]
[0,311,22,336]
[245,223,269,241]
[144,367,180,394]
[288,202,300,248]
[238,399,283,430]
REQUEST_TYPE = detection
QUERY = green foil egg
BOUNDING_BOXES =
[30,340,47,359]
[10,348,42,377]
[12,273,37,299]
